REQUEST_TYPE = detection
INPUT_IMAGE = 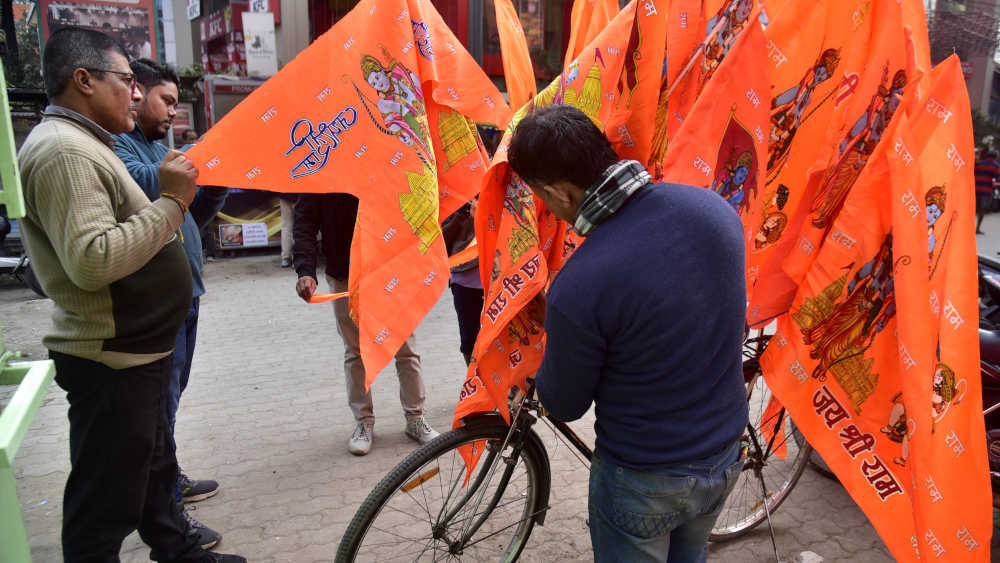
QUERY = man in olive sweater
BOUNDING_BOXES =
[19,28,243,562]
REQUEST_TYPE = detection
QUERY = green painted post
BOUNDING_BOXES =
[0,57,55,563]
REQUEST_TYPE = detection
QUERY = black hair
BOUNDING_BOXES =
[987,150,999,160]
[43,27,128,98]
[508,104,619,190]
[131,58,179,91]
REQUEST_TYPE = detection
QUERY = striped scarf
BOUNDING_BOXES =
[573,160,651,236]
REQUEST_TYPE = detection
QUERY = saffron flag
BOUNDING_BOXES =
[185,0,511,380]
[658,19,768,248]
[494,0,537,111]
[564,0,619,67]
[745,0,901,326]
[648,0,764,179]
[453,3,648,435]
[759,56,989,561]
[605,0,668,165]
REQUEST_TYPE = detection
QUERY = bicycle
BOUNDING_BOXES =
[335,332,813,561]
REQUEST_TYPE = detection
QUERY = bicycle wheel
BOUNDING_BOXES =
[336,420,551,562]
[710,373,813,541]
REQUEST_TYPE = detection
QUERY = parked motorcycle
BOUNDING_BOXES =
[977,255,1000,507]
[0,212,45,298]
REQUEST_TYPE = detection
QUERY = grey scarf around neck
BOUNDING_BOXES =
[572,160,651,236]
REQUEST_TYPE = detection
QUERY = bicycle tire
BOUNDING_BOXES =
[710,373,813,541]
[336,420,551,562]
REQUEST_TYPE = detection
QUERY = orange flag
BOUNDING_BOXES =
[564,0,619,67]
[605,0,668,165]
[889,56,990,561]
[744,0,899,326]
[453,4,644,439]
[658,19,768,245]
[494,0,537,110]
[648,0,764,179]
[185,0,511,381]
[760,57,990,560]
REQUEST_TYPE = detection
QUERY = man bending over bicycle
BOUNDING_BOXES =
[508,105,750,563]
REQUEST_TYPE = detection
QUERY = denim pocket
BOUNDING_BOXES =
[610,466,696,539]
[704,459,743,516]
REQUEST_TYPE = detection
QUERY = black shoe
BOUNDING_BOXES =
[171,552,247,563]
[183,508,222,550]
[179,470,220,503]
[193,553,246,562]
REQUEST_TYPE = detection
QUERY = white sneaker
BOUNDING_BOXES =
[348,422,374,456]
[405,416,440,445]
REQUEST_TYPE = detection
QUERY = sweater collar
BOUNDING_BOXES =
[42,105,116,148]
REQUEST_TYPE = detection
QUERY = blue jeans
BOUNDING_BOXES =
[588,441,742,563]
[166,297,199,436]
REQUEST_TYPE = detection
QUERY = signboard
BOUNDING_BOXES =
[199,7,230,43]
[962,60,974,79]
[219,221,268,248]
[241,11,277,78]
[187,0,200,20]
[248,0,280,24]
[40,0,158,61]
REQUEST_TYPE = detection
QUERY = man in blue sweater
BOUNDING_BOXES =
[114,59,229,550]
[508,105,750,562]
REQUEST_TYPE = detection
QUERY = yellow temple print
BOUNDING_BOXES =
[436,110,480,172]
[792,274,881,412]
[399,168,441,254]
[507,226,537,263]
[508,58,605,133]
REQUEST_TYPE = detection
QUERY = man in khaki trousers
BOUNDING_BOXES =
[291,193,439,455]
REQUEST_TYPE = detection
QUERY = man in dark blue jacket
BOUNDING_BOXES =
[114,59,229,550]
[508,105,750,563]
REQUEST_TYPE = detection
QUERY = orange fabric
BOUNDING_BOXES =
[452,4,647,460]
[447,240,478,268]
[648,0,764,179]
[744,0,888,326]
[605,0,667,165]
[776,0,910,316]
[494,0,537,111]
[658,19,769,262]
[564,0,619,67]
[760,56,989,562]
[308,291,349,303]
[185,0,511,381]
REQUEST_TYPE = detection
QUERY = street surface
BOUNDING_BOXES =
[6,215,1000,562]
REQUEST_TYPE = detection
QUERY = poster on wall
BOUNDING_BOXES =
[241,11,277,78]
[40,0,158,61]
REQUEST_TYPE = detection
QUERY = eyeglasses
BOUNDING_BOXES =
[84,68,136,89]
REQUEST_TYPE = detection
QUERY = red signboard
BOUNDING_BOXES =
[40,0,158,61]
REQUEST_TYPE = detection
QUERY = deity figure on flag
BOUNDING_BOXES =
[811,68,907,229]
[358,50,431,156]
[932,361,962,424]
[702,0,755,81]
[768,48,841,177]
[880,392,911,466]
[752,184,790,250]
[926,185,946,264]
[713,151,754,212]
[712,111,759,215]
[792,235,899,410]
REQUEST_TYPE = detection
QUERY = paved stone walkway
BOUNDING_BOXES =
[7,219,999,562]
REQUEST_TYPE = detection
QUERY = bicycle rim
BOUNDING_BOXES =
[337,424,548,562]
[710,374,812,541]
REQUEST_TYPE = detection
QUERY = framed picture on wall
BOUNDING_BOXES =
[40,0,158,61]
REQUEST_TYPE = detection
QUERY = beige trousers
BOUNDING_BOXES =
[327,275,425,423]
